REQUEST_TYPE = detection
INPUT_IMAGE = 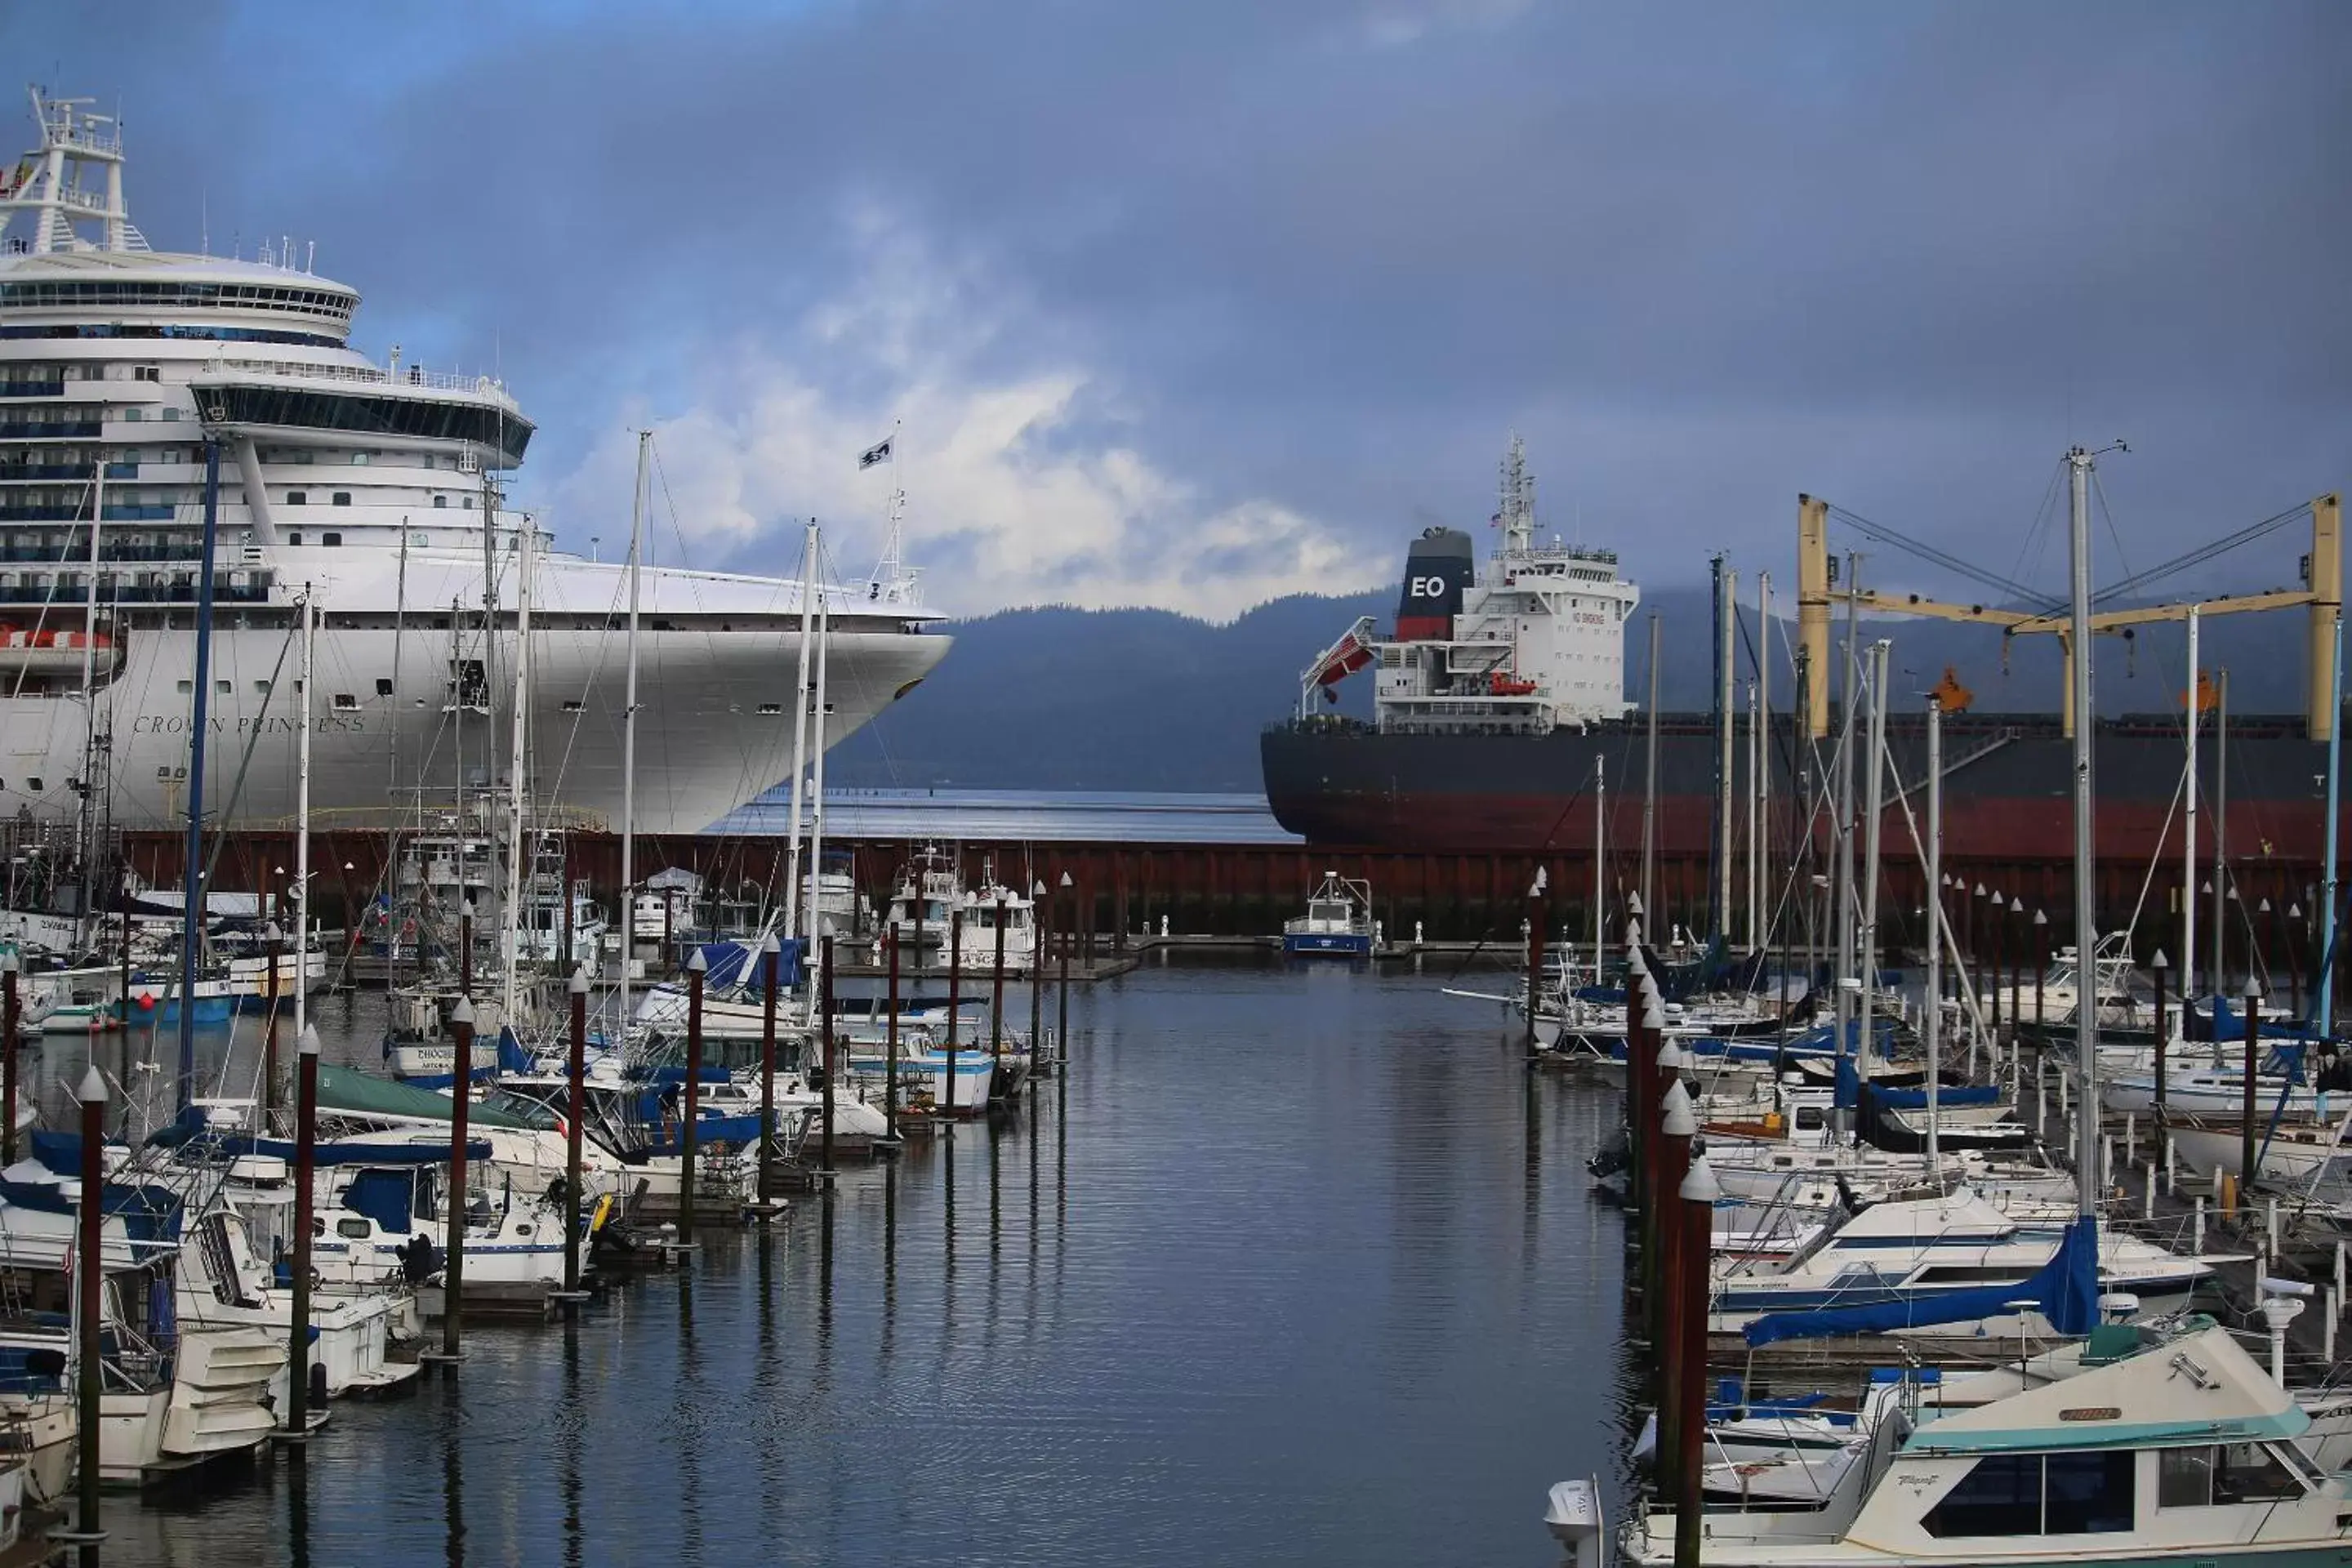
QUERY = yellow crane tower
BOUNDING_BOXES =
[1796,491,2341,741]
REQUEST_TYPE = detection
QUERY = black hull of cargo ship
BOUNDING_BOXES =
[1261,712,2342,869]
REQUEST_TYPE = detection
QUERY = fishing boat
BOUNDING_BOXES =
[1281,871,1374,958]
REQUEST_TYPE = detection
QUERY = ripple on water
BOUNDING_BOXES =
[93,958,1628,1566]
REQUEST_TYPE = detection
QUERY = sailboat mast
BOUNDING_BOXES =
[1857,640,1889,1079]
[2323,611,2345,1032]
[1641,614,1659,920]
[387,528,408,978]
[1754,571,1771,952]
[1717,559,1735,942]
[2184,608,2199,1005]
[617,433,648,1038]
[1592,756,1605,982]
[1833,558,1860,1071]
[805,586,832,1022]
[2067,446,2101,1215]
[176,440,223,1115]
[76,460,105,943]
[295,590,314,1040]
[501,519,534,1027]
[782,522,819,942]
[2213,669,2230,992]
[1923,692,1943,1174]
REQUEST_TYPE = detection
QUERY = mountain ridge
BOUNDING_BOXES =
[822,586,2328,792]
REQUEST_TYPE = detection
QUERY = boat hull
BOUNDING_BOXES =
[1262,714,2344,861]
[4,620,949,835]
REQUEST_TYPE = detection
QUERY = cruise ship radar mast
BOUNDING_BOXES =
[0,88,145,256]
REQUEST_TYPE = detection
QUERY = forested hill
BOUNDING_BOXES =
[822,586,2323,792]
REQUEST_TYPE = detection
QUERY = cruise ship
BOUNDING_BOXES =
[0,90,947,837]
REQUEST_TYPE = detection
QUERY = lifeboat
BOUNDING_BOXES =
[0,625,113,674]
[1487,670,1538,697]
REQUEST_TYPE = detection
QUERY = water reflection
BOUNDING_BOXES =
[98,960,1624,1567]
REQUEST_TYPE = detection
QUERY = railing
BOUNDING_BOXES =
[209,357,518,403]
[0,505,174,523]
[0,421,104,439]
[0,462,138,482]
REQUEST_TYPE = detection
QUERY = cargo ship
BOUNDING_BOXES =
[1260,442,2345,892]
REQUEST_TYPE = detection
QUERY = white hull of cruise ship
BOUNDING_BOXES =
[2,613,943,834]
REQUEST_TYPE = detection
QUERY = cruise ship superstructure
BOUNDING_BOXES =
[0,89,947,836]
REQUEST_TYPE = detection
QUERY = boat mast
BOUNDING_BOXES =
[2067,444,2114,1216]
[389,526,408,980]
[1753,572,1771,953]
[617,433,648,1039]
[1923,690,1943,1177]
[1857,639,1889,1084]
[2212,668,2230,993]
[1640,614,1660,920]
[782,521,819,941]
[296,588,314,1041]
[176,440,224,1116]
[1592,756,1606,982]
[2323,610,2345,1033]
[1833,556,1860,1088]
[501,519,534,1029]
[1716,557,1735,942]
[805,582,832,1023]
[2184,608,2199,1008]
[75,457,105,949]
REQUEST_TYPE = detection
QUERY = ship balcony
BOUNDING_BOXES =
[0,462,139,482]
[2,535,230,564]
[0,568,274,605]
[0,380,66,399]
[0,503,174,523]
[0,421,105,439]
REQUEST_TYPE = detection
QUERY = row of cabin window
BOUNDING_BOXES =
[161,678,793,718]
[1922,1443,2304,1539]
[281,491,474,510]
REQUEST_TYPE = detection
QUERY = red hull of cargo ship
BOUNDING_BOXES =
[1261,712,2341,875]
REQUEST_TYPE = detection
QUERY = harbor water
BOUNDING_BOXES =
[81,956,1625,1566]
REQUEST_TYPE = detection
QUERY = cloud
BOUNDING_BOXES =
[550,206,1374,619]
[11,0,2349,619]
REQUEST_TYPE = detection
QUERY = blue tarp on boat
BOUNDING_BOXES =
[1741,1213,2100,1348]
[1870,1083,2005,1110]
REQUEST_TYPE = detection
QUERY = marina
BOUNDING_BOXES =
[0,10,2341,1566]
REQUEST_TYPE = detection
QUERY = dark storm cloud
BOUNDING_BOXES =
[6,0,2344,603]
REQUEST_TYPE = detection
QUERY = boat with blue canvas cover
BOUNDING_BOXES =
[1713,1194,2210,1344]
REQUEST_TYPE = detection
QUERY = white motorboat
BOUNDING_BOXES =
[1556,1321,2352,1568]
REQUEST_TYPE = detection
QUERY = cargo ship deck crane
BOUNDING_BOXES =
[1796,491,2341,740]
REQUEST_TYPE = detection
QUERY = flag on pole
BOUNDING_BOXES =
[858,438,893,470]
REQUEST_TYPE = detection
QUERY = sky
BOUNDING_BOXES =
[7,1,2346,620]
